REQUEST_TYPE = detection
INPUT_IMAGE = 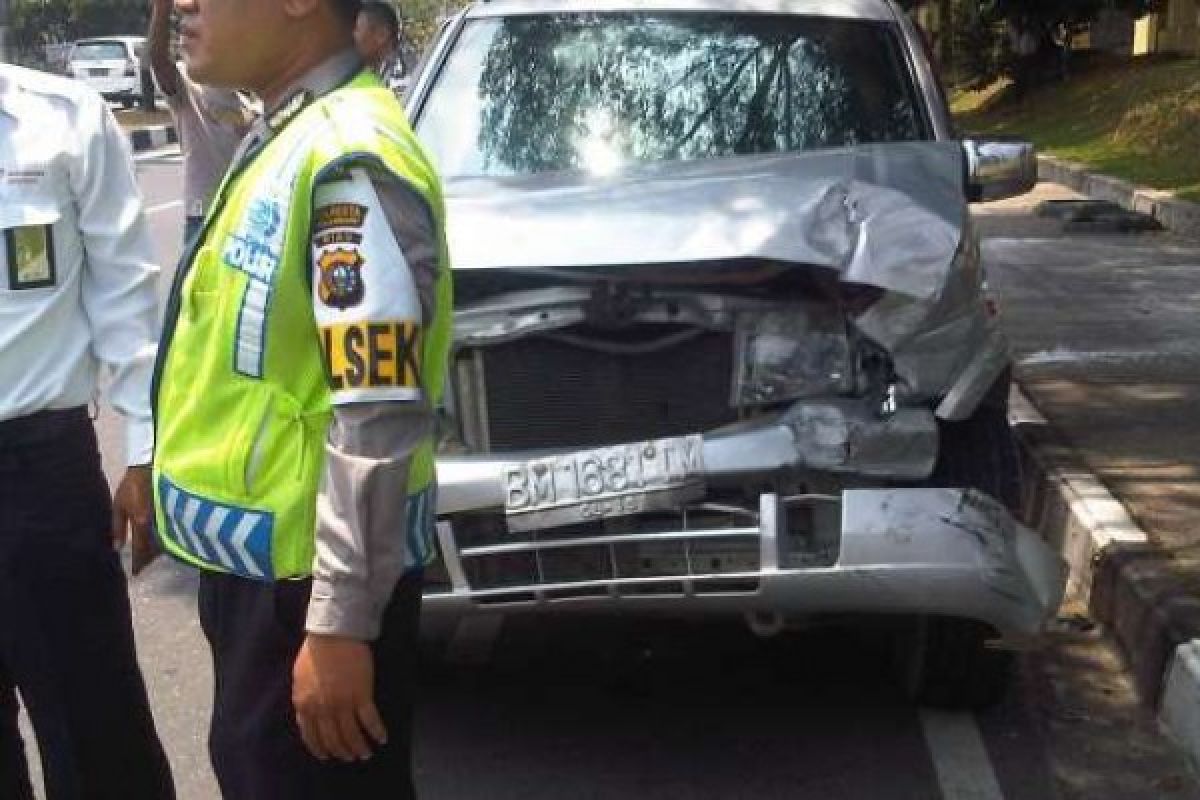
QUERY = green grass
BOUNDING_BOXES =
[953,56,1200,202]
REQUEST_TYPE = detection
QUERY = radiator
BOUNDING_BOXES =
[476,330,737,450]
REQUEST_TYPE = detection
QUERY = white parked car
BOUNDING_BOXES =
[67,36,148,108]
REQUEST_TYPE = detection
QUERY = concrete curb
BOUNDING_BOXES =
[127,124,178,153]
[1038,155,1200,239]
[1010,386,1200,769]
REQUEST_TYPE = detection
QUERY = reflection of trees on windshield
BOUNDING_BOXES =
[474,14,923,175]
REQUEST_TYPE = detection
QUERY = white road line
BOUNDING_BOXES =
[145,200,183,215]
[920,709,1006,800]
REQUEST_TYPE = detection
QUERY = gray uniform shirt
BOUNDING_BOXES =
[237,51,438,639]
[164,71,252,218]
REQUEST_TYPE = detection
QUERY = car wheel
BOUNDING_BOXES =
[895,615,1014,709]
[895,371,1020,708]
[121,98,135,110]
[927,369,1021,514]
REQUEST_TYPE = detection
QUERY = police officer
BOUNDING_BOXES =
[353,1,409,96]
[151,0,451,793]
[0,64,176,799]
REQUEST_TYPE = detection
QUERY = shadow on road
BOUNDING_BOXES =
[415,618,944,800]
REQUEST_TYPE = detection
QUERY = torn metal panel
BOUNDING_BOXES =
[854,219,999,404]
[838,489,1067,632]
[936,327,1011,421]
[425,489,1067,637]
[445,142,966,300]
[703,400,938,480]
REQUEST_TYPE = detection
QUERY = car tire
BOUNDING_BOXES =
[928,369,1021,514]
[895,371,1020,709]
[896,615,1014,709]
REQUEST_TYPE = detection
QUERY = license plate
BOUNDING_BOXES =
[88,67,109,76]
[504,435,705,531]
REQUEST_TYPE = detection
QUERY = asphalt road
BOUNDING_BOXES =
[978,185,1200,577]
[23,150,1198,800]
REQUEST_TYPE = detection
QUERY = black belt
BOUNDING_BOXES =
[0,406,91,447]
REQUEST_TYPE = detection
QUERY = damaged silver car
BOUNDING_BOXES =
[408,0,1064,707]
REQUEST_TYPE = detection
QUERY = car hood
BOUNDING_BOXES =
[443,142,967,300]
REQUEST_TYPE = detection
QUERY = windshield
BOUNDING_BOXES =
[73,41,131,61]
[416,13,929,179]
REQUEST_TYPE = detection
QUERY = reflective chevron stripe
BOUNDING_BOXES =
[164,487,211,563]
[157,476,275,580]
[226,512,266,579]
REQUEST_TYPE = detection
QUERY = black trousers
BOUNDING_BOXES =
[198,569,422,799]
[0,408,175,800]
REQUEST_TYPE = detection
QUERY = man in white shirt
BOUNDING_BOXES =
[0,64,175,799]
[147,0,253,245]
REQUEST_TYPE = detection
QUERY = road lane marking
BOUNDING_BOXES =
[920,709,1006,800]
[145,200,183,215]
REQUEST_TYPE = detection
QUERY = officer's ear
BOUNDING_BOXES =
[281,0,321,22]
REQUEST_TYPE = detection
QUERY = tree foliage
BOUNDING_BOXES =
[7,0,455,69]
[9,0,148,68]
[903,0,1163,88]
[395,0,468,52]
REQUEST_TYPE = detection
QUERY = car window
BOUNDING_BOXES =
[73,41,131,61]
[416,12,929,178]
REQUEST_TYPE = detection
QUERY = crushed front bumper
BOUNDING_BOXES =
[425,487,1066,640]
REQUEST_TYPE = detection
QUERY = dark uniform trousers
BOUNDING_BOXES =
[0,408,175,800]
[199,568,422,799]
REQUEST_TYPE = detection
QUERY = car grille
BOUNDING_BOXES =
[426,506,764,601]
[427,328,758,600]
[477,330,737,450]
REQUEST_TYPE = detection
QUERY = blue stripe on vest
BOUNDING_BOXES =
[157,475,275,580]
[405,485,436,569]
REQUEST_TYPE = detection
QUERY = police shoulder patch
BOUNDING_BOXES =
[315,202,368,233]
[310,167,426,405]
[320,319,423,401]
[313,198,370,310]
[316,247,365,310]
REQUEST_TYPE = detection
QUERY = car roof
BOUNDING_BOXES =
[465,0,896,21]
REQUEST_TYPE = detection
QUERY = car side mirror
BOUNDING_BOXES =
[963,137,1038,203]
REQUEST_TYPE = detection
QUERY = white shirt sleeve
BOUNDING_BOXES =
[71,93,161,465]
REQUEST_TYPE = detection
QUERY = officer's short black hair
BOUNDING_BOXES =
[359,1,400,39]
[331,0,363,28]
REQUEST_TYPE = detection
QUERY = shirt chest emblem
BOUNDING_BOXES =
[0,167,47,188]
[222,195,284,283]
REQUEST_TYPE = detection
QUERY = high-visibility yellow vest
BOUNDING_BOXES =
[151,71,452,580]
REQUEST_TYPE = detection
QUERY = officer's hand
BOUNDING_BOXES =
[293,634,388,763]
[112,466,160,575]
